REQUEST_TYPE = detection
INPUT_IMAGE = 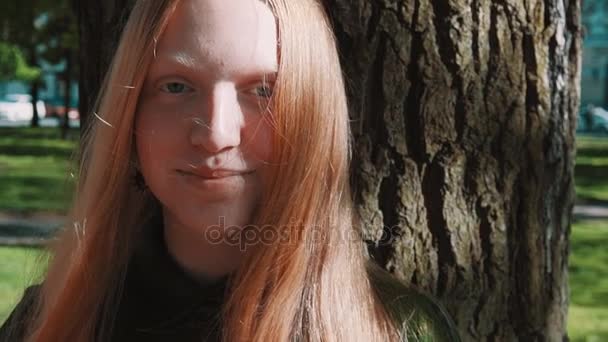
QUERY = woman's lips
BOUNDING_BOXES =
[173,167,255,198]
[177,168,253,179]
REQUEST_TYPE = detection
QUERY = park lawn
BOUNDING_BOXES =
[575,135,608,203]
[0,127,78,214]
[0,246,46,323]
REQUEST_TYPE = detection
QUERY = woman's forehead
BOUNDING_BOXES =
[153,0,278,78]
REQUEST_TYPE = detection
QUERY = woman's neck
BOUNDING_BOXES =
[162,210,250,284]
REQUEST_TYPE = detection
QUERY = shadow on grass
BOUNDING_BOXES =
[0,127,79,140]
[576,164,608,180]
[0,145,76,158]
[575,163,608,203]
[577,146,608,159]
[0,128,79,159]
[0,175,74,213]
[0,145,74,159]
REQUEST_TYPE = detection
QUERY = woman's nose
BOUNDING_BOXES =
[189,83,242,153]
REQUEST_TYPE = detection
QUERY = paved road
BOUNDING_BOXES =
[572,204,608,220]
[0,212,63,247]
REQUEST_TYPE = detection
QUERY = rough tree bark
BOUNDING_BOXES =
[323,0,581,341]
[75,0,581,340]
[72,0,134,130]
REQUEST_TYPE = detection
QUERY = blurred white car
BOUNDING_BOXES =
[0,94,46,121]
[590,107,608,133]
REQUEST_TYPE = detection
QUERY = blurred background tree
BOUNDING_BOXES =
[0,0,44,127]
[0,0,77,131]
[0,42,40,82]
[36,1,78,138]
[71,0,134,130]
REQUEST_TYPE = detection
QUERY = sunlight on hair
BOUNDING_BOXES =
[73,218,87,247]
[92,111,114,128]
[153,37,158,59]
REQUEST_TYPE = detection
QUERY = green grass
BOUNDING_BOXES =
[571,136,608,341]
[569,306,608,342]
[568,219,608,342]
[575,136,608,203]
[0,127,79,214]
[0,246,46,323]
[569,220,608,306]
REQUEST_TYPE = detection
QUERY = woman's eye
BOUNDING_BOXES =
[249,84,273,98]
[160,82,193,94]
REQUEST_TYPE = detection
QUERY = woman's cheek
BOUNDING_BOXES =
[137,101,178,132]
[245,117,273,162]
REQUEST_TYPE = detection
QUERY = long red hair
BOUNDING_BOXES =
[26,0,402,341]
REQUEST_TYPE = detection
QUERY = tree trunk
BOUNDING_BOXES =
[29,77,39,128]
[27,24,39,128]
[60,48,72,139]
[323,0,580,341]
[22,4,39,128]
[72,0,134,130]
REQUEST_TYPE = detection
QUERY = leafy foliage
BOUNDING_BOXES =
[0,0,78,128]
[0,0,78,82]
[0,43,40,82]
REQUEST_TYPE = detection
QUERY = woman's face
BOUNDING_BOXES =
[135,0,277,232]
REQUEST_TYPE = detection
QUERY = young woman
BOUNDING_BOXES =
[0,0,461,341]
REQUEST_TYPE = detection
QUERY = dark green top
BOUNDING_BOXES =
[0,220,460,341]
